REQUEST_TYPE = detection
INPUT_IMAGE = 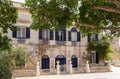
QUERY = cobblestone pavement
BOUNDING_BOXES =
[16,66,120,79]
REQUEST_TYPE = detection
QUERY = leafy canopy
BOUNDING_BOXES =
[25,0,79,29]
[0,0,17,50]
[25,0,120,36]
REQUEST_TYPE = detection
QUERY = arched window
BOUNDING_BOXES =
[55,55,66,68]
[71,55,78,68]
[41,55,50,69]
[68,28,80,42]
[71,28,77,42]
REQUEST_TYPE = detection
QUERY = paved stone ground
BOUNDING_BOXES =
[16,66,120,79]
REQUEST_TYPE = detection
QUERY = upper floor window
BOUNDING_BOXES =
[68,27,80,42]
[58,30,64,41]
[18,27,26,39]
[12,27,30,39]
[71,32,77,42]
[39,29,54,40]
[55,28,66,41]
[42,29,50,40]
[87,34,98,42]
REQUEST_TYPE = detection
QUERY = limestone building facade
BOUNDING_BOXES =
[9,1,120,74]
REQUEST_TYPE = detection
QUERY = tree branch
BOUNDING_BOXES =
[111,0,120,8]
[77,23,120,32]
[94,6,120,14]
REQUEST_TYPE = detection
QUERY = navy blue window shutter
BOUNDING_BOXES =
[90,52,92,63]
[55,30,59,41]
[26,27,30,38]
[77,32,80,41]
[87,34,91,42]
[68,31,71,41]
[63,29,66,41]
[96,52,99,63]
[95,34,98,41]
[12,31,17,38]
[50,30,53,40]
[39,29,42,39]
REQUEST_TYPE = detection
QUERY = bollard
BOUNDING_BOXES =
[36,62,40,76]
[69,60,73,74]
[86,61,90,73]
[56,61,60,75]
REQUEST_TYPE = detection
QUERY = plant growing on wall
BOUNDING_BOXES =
[87,36,114,60]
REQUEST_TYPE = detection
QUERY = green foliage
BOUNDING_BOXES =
[25,0,120,36]
[0,64,12,79]
[87,36,114,60]
[0,50,15,70]
[13,47,28,67]
[0,35,12,51]
[79,0,120,35]
[0,0,17,50]
[24,0,79,30]
[0,47,28,70]
[0,0,18,33]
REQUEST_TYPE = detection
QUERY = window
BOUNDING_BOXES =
[71,32,77,42]
[12,27,30,39]
[91,52,96,64]
[17,27,26,39]
[42,29,50,40]
[88,34,98,42]
[90,51,99,64]
[58,30,64,41]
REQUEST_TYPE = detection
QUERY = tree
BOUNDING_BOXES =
[0,0,17,50]
[0,47,28,70]
[24,0,120,36]
[14,47,28,67]
[79,0,120,36]
[87,36,114,60]
[0,64,12,79]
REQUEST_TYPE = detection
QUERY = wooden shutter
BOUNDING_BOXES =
[95,34,98,41]
[26,27,30,38]
[50,30,53,40]
[68,31,71,41]
[77,32,80,41]
[55,30,59,41]
[63,29,66,41]
[96,52,99,63]
[12,31,17,38]
[39,29,42,39]
[87,34,91,42]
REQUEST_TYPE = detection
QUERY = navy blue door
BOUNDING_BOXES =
[55,58,66,68]
[71,58,78,67]
[41,58,50,69]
